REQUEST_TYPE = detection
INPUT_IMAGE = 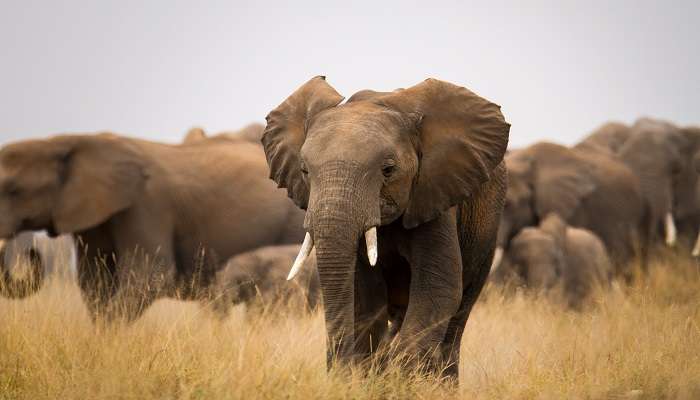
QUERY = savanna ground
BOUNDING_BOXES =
[1,249,699,399]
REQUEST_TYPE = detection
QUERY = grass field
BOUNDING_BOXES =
[1,253,699,399]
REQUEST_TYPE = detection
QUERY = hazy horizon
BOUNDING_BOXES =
[1,1,698,148]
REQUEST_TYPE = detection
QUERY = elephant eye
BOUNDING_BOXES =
[300,161,309,175]
[382,160,396,178]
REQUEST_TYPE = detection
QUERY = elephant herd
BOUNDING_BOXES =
[492,118,700,307]
[0,76,695,380]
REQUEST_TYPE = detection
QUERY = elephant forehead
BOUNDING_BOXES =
[309,102,408,137]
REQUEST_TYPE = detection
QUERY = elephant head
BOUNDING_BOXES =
[673,126,700,255]
[0,135,147,299]
[502,213,566,290]
[262,76,509,361]
[618,118,688,246]
[0,239,44,298]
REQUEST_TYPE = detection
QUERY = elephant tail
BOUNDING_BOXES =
[0,240,45,299]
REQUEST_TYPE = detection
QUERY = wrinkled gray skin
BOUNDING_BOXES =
[495,213,611,309]
[208,244,319,317]
[497,142,644,275]
[262,77,510,379]
[183,123,265,145]
[0,133,305,322]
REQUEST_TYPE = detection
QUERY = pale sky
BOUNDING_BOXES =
[1,1,698,148]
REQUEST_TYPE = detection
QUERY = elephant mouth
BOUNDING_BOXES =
[286,227,378,281]
[380,195,400,224]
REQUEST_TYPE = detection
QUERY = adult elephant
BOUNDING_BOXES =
[183,123,265,145]
[575,121,632,155]
[261,76,510,379]
[615,118,694,247]
[495,141,644,275]
[0,133,305,321]
[671,126,700,255]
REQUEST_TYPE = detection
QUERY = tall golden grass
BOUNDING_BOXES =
[1,252,699,399]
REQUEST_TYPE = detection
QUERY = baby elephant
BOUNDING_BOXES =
[497,213,612,308]
[207,245,319,317]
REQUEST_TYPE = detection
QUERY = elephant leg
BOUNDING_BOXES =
[395,211,463,373]
[439,250,492,379]
[106,216,177,323]
[74,232,118,322]
[440,169,506,379]
[107,247,176,323]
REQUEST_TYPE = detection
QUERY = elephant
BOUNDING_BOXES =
[575,121,632,156]
[207,244,319,318]
[671,126,700,255]
[495,213,612,308]
[495,141,644,275]
[0,132,305,322]
[610,118,692,248]
[261,76,510,379]
[183,123,265,145]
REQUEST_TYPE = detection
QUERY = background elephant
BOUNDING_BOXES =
[613,118,690,247]
[183,123,265,145]
[207,244,319,318]
[575,121,632,155]
[496,141,644,274]
[0,133,305,322]
[671,126,700,255]
[261,76,509,379]
[496,213,612,308]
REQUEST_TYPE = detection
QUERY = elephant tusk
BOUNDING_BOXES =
[287,232,314,281]
[664,213,677,247]
[365,227,378,266]
[692,228,700,258]
[490,246,504,272]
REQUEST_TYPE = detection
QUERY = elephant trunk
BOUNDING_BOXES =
[314,220,360,366]
[0,239,45,299]
[306,161,380,367]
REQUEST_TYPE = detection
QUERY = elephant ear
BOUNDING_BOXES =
[52,136,147,234]
[377,78,510,228]
[261,76,345,209]
[533,155,596,221]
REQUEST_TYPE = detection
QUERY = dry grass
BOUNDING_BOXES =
[1,254,699,399]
